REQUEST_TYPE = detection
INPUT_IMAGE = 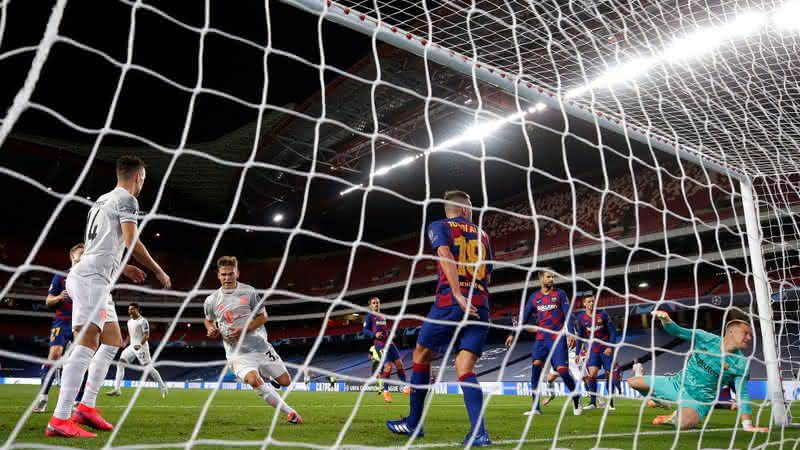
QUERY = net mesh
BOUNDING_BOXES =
[0,0,798,448]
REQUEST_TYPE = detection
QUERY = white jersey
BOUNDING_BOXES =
[75,187,139,282]
[127,316,150,347]
[204,282,268,357]
[633,363,644,377]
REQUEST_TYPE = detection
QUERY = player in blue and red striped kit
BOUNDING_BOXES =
[574,295,617,410]
[507,270,582,416]
[386,190,493,447]
[33,244,86,413]
[363,296,409,403]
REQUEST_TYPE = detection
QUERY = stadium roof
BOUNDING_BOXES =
[288,0,800,179]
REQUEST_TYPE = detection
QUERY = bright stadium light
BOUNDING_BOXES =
[273,213,284,223]
[773,0,800,30]
[638,281,649,288]
[339,104,544,196]
[567,10,766,97]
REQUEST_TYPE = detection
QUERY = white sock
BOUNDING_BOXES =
[113,359,126,390]
[81,344,119,408]
[149,367,166,389]
[256,383,295,415]
[547,381,555,394]
[53,345,95,419]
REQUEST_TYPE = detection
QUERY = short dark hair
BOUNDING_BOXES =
[538,268,554,278]
[129,302,140,311]
[217,256,239,269]
[117,155,145,181]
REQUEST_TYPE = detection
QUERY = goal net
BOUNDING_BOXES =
[1,0,799,448]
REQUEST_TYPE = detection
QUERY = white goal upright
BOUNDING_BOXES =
[278,0,799,427]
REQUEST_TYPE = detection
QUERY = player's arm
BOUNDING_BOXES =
[46,275,65,308]
[362,315,376,339]
[603,310,617,355]
[506,297,535,347]
[203,299,220,339]
[734,371,766,431]
[652,311,695,340]
[135,320,150,349]
[574,316,584,356]
[562,291,577,348]
[120,222,171,289]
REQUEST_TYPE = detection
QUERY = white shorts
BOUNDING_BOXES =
[230,345,287,381]
[121,344,151,365]
[66,273,117,329]
[549,363,585,381]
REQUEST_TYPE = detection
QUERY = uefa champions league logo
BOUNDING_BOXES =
[711,296,722,306]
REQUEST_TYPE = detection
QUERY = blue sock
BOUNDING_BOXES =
[530,363,543,410]
[41,364,55,395]
[460,372,486,436]
[588,377,598,405]
[408,363,430,428]
[557,367,580,408]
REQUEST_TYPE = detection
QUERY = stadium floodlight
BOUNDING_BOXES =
[773,0,800,30]
[272,213,284,223]
[566,11,766,98]
[638,281,649,288]
[373,166,391,176]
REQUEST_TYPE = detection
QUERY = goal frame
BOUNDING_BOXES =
[281,0,789,427]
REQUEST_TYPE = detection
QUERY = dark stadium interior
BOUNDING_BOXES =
[1,0,788,385]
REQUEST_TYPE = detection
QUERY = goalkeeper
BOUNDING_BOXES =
[368,345,384,393]
[628,310,766,432]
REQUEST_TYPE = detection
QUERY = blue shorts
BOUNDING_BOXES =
[586,348,613,371]
[380,344,401,362]
[49,321,73,348]
[532,337,569,369]
[648,375,712,420]
[417,303,490,357]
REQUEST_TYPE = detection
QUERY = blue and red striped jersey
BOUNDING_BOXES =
[48,272,73,322]
[521,288,574,340]
[575,309,617,354]
[427,216,493,306]
[363,312,389,347]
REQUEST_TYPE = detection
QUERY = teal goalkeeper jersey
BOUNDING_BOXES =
[663,322,752,414]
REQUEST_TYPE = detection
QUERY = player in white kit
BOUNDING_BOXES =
[46,156,171,438]
[106,303,168,397]
[204,256,302,424]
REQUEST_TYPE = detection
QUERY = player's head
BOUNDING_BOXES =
[69,243,85,266]
[369,297,380,312]
[583,295,595,312]
[217,256,239,289]
[724,319,753,350]
[538,269,555,289]
[117,155,147,197]
[128,302,141,319]
[442,190,472,220]
[633,358,639,364]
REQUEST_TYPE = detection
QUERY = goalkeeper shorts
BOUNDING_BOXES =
[649,375,712,419]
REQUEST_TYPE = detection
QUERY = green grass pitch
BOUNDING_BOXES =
[1,385,798,449]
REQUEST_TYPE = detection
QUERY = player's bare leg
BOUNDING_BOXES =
[243,370,301,424]
[107,354,132,396]
[395,359,411,394]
